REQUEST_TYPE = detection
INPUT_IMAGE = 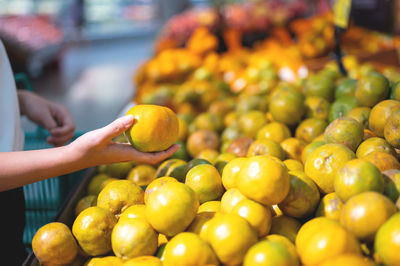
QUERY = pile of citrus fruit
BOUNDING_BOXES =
[31,27,400,265]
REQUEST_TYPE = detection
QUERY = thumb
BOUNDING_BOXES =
[99,115,134,141]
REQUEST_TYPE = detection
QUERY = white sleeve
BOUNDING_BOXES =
[0,40,24,152]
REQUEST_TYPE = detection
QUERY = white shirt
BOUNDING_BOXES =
[0,40,24,152]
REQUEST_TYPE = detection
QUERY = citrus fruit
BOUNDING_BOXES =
[75,195,97,217]
[146,182,199,237]
[355,71,390,107]
[362,151,400,172]
[87,174,117,196]
[301,140,325,164]
[112,218,158,259]
[32,222,78,266]
[324,117,363,151]
[226,136,254,157]
[221,126,242,142]
[200,213,258,265]
[256,122,292,143]
[196,149,219,164]
[127,165,156,186]
[193,112,224,133]
[72,206,117,256]
[315,192,344,221]
[384,109,400,149]
[123,256,162,266]
[270,215,301,243]
[221,157,247,190]
[220,188,247,213]
[119,204,146,222]
[356,137,396,158]
[238,110,268,138]
[334,159,384,202]
[163,232,218,266]
[295,217,361,265]
[340,191,396,242]
[335,78,357,99]
[231,199,272,237]
[98,162,134,179]
[244,240,299,266]
[187,129,220,158]
[170,141,189,161]
[382,169,400,202]
[265,234,299,261]
[177,116,189,141]
[305,143,355,193]
[214,152,237,174]
[369,99,400,137]
[247,139,286,160]
[144,176,178,203]
[305,96,330,120]
[184,158,212,175]
[186,211,216,235]
[185,164,224,204]
[278,170,320,218]
[86,256,123,266]
[295,118,328,143]
[198,201,221,213]
[269,88,306,125]
[391,80,400,100]
[283,159,303,171]
[124,105,178,152]
[346,107,371,128]
[280,137,306,162]
[155,159,186,182]
[97,180,144,217]
[304,73,335,101]
[237,155,290,205]
[320,254,376,266]
[374,212,400,265]
[328,96,358,123]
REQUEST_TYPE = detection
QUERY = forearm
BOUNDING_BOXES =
[0,145,88,192]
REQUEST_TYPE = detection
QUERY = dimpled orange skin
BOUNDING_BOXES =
[278,170,320,219]
[305,96,330,121]
[295,217,361,266]
[201,213,258,265]
[324,117,364,152]
[232,199,272,237]
[356,137,396,158]
[362,151,400,172]
[384,110,400,149]
[247,139,286,160]
[144,176,178,204]
[374,212,400,265]
[237,155,290,206]
[163,232,219,266]
[295,118,328,143]
[97,180,144,217]
[340,192,396,242]
[32,222,78,266]
[145,182,199,237]
[305,144,355,194]
[369,100,400,137]
[125,105,179,152]
[111,218,158,260]
[315,192,344,221]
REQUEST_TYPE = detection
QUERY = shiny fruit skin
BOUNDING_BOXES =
[185,164,224,204]
[232,199,272,237]
[97,180,144,217]
[305,96,330,120]
[305,144,355,194]
[145,182,199,237]
[186,211,216,235]
[278,170,320,219]
[198,201,220,213]
[127,165,156,186]
[247,139,286,160]
[144,176,178,204]
[269,89,306,126]
[301,140,325,164]
[283,159,303,171]
[320,254,376,266]
[86,256,123,266]
[324,117,364,151]
[72,206,117,256]
[295,118,328,143]
[383,169,400,202]
[187,130,220,158]
[265,234,299,261]
[270,215,301,243]
[32,222,78,266]
[334,159,384,202]
[256,122,292,143]
[340,192,396,242]
[201,213,258,265]
[374,212,400,265]
[237,155,290,205]
[155,159,186,182]
[362,151,400,172]
[220,188,247,213]
[355,72,390,107]
[125,105,179,152]
[280,138,306,162]
[346,107,371,129]
[123,256,162,266]
[369,100,400,137]
[295,217,361,266]
[244,240,299,266]
[87,174,116,196]
[163,232,218,266]
[75,195,97,217]
[384,110,400,149]
[221,157,247,190]
[111,218,158,260]
[356,137,396,158]
[315,192,344,221]
[119,204,146,222]
[238,110,268,138]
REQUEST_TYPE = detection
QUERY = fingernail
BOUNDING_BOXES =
[120,114,134,126]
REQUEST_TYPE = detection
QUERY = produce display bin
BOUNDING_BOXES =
[22,167,97,266]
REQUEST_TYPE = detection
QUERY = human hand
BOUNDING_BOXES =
[69,115,180,166]
[17,90,75,146]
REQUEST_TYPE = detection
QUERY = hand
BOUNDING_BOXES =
[17,90,75,147]
[69,115,180,166]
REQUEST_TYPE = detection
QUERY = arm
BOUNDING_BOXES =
[0,115,179,192]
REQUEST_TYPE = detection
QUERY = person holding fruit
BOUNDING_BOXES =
[0,40,179,265]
